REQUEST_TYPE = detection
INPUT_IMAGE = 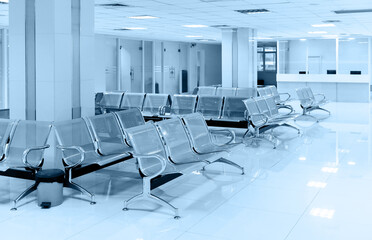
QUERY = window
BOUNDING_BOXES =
[257,46,277,71]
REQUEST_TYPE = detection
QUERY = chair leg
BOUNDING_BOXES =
[207,157,244,175]
[318,107,331,115]
[123,177,180,219]
[282,123,301,134]
[64,181,96,205]
[11,183,39,211]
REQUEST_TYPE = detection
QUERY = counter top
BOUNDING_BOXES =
[277,74,370,84]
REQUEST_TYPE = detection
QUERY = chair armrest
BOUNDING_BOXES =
[56,145,85,169]
[210,129,236,145]
[277,104,294,115]
[278,93,291,102]
[22,144,50,170]
[133,154,167,178]
[249,113,269,128]
[314,93,326,102]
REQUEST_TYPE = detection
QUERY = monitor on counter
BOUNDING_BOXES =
[299,71,306,74]
[350,71,361,75]
[327,70,336,74]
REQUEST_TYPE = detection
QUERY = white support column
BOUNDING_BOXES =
[222,28,257,88]
[1,29,8,109]
[222,29,234,87]
[9,0,94,121]
[237,28,257,88]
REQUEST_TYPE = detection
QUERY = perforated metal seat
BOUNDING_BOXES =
[0,119,17,160]
[196,86,217,95]
[181,113,241,154]
[99,92,125,113]
[296,87,330,120]
[124,122,180,218]
[120,93,145,110]
[1,120,52,210]
[221,96,248,121]
[55,118,130,205]
[258,86,291,105]
[216,87,237,96]
[171,94,197,115]
[235,87,257,98]
[85,113,131,155]
[142,93,171,116]
[196,95,224,120]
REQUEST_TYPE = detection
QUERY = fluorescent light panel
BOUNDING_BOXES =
[183,25,208,28]
[312,23,335,27]
[128,15,158,19]
[185,35,203,38]
[308,31,328,34]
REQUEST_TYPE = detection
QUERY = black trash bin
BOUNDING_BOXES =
[35,169,65,208]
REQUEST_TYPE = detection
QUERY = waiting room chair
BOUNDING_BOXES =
[120,93,146,111]
[170,94,197,115]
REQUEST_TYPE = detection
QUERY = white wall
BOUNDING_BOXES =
[339,38,369,75]
[307,39,336,74]
[94,35,117,92]
[287,40,307,74]
[94,34,222,95]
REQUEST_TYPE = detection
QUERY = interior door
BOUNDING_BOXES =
[120,48,131,91]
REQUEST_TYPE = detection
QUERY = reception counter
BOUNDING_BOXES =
[277,74,370,102]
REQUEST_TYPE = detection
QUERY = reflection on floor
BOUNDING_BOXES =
[0,101,372,240]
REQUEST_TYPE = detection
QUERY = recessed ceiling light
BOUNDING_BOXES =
[308,31,327,34]
[128,15,158,19]
[0,0,8,3]
[312,23,335,27]
[196,39,216,42]
[348,37,355,40]
[122,27,147,30]
[185,35,203,38]
[322,35,338,38]
[299,39,307,41]
[235,9,270,14]
[183,25,208,28]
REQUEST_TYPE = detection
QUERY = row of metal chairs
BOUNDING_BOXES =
[193,86,257,98]
[124,112,244,218]
[99,92,249,122]
[296,87,330,119]
[257,85,291,105]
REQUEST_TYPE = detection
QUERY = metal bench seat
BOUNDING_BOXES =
[170,94,197,115]
[54,117,131,205]
[221,96,248,122]
[142,93,171,116]
[99,92,125,113]
[195,86,217,95]
[258,86,290,105]
[216,87,237,96]
[195,95,224,120]
[296,87,330,121]
[0,120,52,210]
[235,87,257,98]
[120,92,145,110]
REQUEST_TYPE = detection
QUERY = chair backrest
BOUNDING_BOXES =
[264,96,279,116]
[0,119,16,159]
[257,87,272,97]
[216,87,236,97]
[120,93,145,110]
[181,113,213,151]
[197,86,217,95]
[54,118,96,163]
[99,92,124,110]
[142,93,171,115]
[5,120,52,168]
[243,98,267,124]
[195,95,223,119]
[125,122,167,177]
[85,113,128,155]
[171,94,197,115]
[296,87,313,107]
[156,118,196,164]
[255,97,272,117]
[221,96,248,120]
[235,87,257,98]
[267,86,281,102]
[305,87,315,99]
[114,108,145,130]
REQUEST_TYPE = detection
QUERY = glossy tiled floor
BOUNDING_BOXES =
[1,101,372,240]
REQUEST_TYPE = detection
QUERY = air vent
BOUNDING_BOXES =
[334,9,372,14]
[114,28,132,31]
[235,9,270,14]
[323,20,341,23]
[210,25,232,28]
[97,3,131,7]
